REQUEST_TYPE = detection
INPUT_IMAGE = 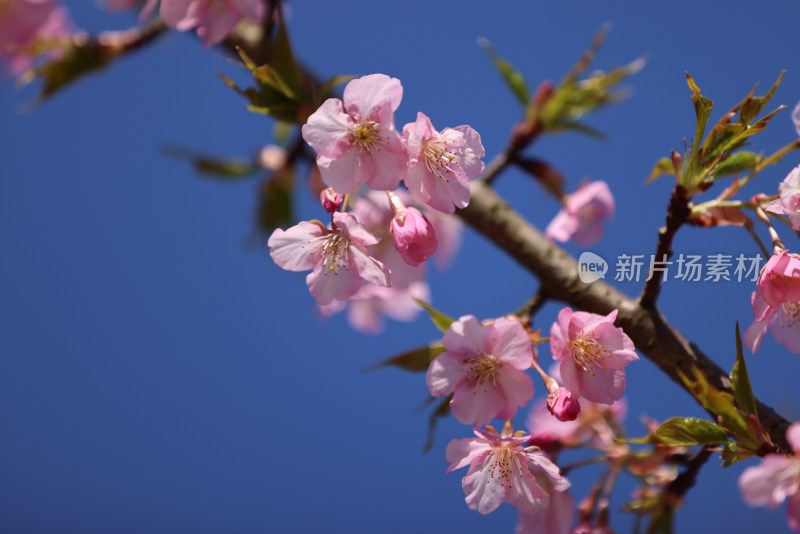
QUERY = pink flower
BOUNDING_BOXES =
[744,251,800,353]
[390,207,438,266]
[0,0,72,77]
[547,386,581,422]
[545,181,615,246]
[320,187,343,213]
[549,308,638,405]
[106,0,158,19]
[739,422,800,531]
[402,112,485,214]
[794,100,800,137]
[527,387,628,456]
[446,424,568,515]
[319,281,430,335]
[570,524,615,534]
[267,212,390,305]
[315,191,430,333]
[516,464,574,534]
[765,166,800,230]
[160,0,264,46]
[426,315,534,426]
[301,74,407,194]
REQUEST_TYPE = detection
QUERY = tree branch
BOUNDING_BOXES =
[457,180,791,452]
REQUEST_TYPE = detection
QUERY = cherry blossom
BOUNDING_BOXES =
[765,166,800,230]
[516,474,574,534]
[446,424,568,515]
[549,308,637,404]
[545,181,615,246]
[547,385,581,422]
[738,422,800,531]
[402,111,485,214]
[526,392,628,453]
[160,0,265,46]
[0,0,71,77]
[744,250,800,353]
[427,315,534,426]
[794,100,800,137]
[390,206,437,266]
[301,74,407,194]
[319,281,430,334]
[316,191,437,333]
[320,187,343,213]
[267,211,390,305]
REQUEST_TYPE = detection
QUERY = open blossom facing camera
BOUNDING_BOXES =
[160,0,265,46]
[765,166,800,230]
[302,74,407,194]
[0,0,71,77]
[744,250,800,353]
[549,308,637,405]
[402,112,485,214]
[545,181,615,246]
[738,422,800,531]
[267,212,390,305]
[446,424,569,515]
[426,315,534,426]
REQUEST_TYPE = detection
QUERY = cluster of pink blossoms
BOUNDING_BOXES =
[110,0,264,45]
[269,74,480,327]
[0,0,72,77]
[301,74,486,214]
[425,309,636,530]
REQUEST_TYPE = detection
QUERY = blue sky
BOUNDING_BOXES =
[2,1,800,533]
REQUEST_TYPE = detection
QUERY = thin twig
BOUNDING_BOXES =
[639,185,691,309]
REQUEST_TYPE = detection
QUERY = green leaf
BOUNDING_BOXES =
[253,63,298,99]
[159,144,258,180]
[685,72,714,183]
[363,344,445,373]
[739,71,785,125]
[477,37,531,106]
[677,366,749,439]
[256,169,294,232]
[270,11,303,97]
[423,394,452,453]
[646,157,676,184]
[628,417,729,446]
[413,298,455,333]
[560,121,609,141]
[731,323,758,417]
[720,441,756,467]
[711,151,758,180]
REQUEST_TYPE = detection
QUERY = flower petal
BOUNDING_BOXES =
[462,461,508,515]
[267,221,326,271]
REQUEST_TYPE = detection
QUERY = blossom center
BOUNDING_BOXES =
[778,302,800,327]
[482,445,525,489]
[318,232,350,275]
[464,352,503,387]
[422,137,462,182]
[350,120,383,154]
[571,332,610,376]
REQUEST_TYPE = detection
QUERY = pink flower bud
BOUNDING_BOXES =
[320,188,343,213]
[547,386,581,422]
[390,207,438,266]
